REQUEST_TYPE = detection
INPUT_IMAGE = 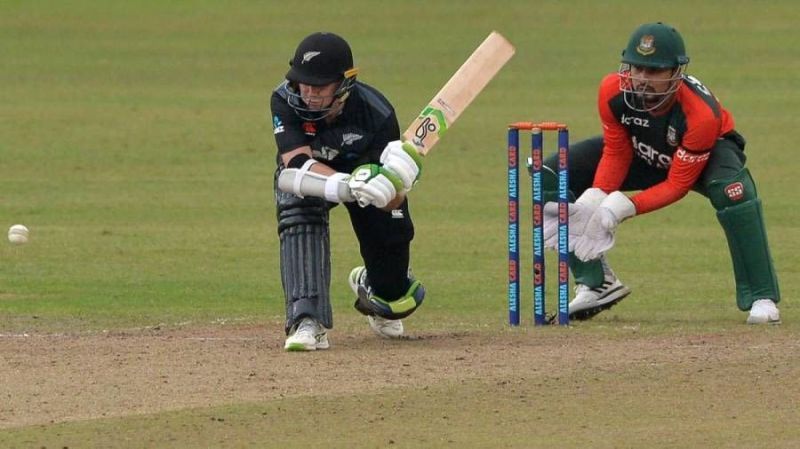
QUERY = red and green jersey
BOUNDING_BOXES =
[594,73,735,214]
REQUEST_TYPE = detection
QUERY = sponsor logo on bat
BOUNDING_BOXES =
[412,106,447,148]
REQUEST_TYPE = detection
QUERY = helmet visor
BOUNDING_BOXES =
[618,64,685,112]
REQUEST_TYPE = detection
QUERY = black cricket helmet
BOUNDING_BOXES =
[284,32,359,120]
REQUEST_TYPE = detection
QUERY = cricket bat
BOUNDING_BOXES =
[403,31,515,155]
[277,32,513,203]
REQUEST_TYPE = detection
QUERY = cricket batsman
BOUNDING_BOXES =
[270,32,425,351]
[541,22,781,324]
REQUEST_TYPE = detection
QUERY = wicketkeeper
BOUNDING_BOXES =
[270,32,425,351]
[541,22,781,324]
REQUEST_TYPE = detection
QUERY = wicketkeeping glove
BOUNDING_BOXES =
[542,202,596,250]
[379,140,423,193]
[573,191,636,261]
[347,164,403,208]
[542,188,608,251]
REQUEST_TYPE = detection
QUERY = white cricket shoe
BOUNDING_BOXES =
[569,275,631,320]
[284,317,329,351]
[367,315,405,339]
[349,266,405,339]
[747,299,781,325]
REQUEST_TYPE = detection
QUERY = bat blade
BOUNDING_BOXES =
[402,31,515,155]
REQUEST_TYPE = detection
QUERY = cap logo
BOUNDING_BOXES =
[302,51,321,64]
[636,35,656,56]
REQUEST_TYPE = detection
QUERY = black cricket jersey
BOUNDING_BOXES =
[270,81,400,173]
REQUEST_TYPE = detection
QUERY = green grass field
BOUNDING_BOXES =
[2,1,799,448]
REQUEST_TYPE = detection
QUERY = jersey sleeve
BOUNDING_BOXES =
[270,87,308,155]
[630,147,711,213]
[355,83,401,163]
[629,84,722,214]
[374,114,400,156]
[593,74,634,192]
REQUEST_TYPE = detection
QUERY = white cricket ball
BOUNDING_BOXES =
[8,224,29,245]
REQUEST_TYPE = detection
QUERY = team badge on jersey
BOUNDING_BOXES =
[667,126,678,146]
[341,132,363,146]
[272,116,284,135]
[303,122,317,136]
[314,146,340,161]
[636,35,656,56]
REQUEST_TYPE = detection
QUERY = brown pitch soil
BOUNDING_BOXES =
[2,321,799,448]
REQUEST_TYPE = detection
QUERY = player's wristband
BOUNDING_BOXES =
[287,152,312,169]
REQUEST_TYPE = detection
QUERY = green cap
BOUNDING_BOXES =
[621,22,689,68]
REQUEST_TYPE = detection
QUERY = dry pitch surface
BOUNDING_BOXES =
[2,321,798,448]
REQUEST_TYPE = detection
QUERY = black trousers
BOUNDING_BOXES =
[275,166,416,331]
[343,199,414,300]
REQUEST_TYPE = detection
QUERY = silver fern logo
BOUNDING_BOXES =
[302,51,321,64]
[314,146,339,161]
[341,133,363,146]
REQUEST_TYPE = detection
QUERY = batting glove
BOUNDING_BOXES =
[347,164,403,208]
[379,140,423,193]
